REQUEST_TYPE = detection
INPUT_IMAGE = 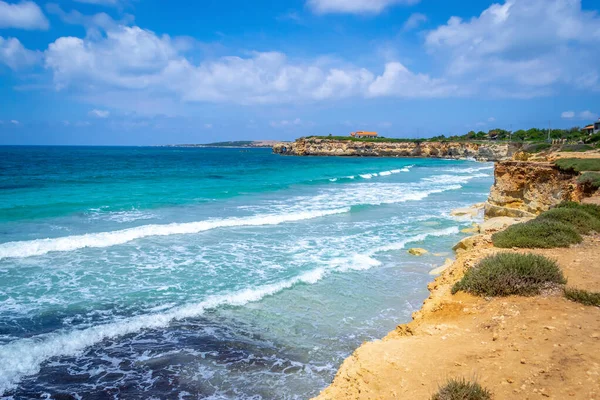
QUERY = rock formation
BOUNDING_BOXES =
[273,138,521,162]
[485,161,582,218]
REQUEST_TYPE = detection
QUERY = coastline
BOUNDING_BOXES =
[312,159,600,399]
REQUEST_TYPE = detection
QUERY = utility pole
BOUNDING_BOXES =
[548,120,551,142]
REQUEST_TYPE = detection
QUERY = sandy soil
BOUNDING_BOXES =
[314,235,600,400]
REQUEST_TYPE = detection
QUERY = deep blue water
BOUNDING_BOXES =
[0,146,493,399]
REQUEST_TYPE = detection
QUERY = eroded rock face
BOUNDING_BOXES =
[273,138,520,161]
[485,161,582,218]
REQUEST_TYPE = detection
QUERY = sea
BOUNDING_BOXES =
[0,146,494,399]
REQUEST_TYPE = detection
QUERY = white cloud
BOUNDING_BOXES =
[367,62,459,98]
[204,123,213,129]
[579,110,598,121]
[488,117,496,122]
[10,120,20,125]
[307,0,419,15]
[89,109,110,118]
[0,36,41,70]
[74,0,121,7]
[425,0,600,93]
[270,118,303,128]
[403,12,427,31]
[0,1,49,30]
[561,111,575,119]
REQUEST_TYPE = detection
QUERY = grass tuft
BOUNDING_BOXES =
[555,158,600,173]
[577,172,600,190]
[536,207,600,234]
[556,201,600,220]
[452,253,566,297]
[492,219,581,248]
[431,378,492,400]
[564,288,600,307]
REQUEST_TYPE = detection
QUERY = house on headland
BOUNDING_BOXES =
[583,119,600,135]
[350,131,378,138]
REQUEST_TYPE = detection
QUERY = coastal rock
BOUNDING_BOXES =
[408,248,428,256]
[452,235,487,253]
[478,217,531,233]
[273,138,521,161]
[429,258,454,275]
[485,161,582,218]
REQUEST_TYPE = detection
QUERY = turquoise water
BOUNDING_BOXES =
[0,146,493,399]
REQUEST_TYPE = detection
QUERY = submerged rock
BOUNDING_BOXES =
[408,248,428,256]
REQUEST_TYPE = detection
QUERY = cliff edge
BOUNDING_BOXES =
[273,138,520,161]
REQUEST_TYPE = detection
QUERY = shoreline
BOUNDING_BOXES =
[313,198,600,399]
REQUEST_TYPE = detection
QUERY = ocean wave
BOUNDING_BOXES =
[442,165,494,174]
[87,208,157,223]
[0,208,350,261]
[0,268,327,395]
[0,226,461,395]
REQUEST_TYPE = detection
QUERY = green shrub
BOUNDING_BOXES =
[555,158,600,173]
[556,201,600,220]
[452,253,566,297]
[560,144,594,152]
[431,378,492,400]
[536,207,600,234]
[577,172,600,190]
[564,288,600,307]
[492,219,582,248]
[523,143,552,153]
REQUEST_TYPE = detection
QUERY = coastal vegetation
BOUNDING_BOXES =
[492,219,582,248]
[431,378,492,400]
[452,253,566,297]
[564,287,600,307]
[555,157,600,172]
[536,207,600,234]
[557,201,600,219]
[577,172,600,190]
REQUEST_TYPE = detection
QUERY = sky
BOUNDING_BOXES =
[1,0,600,145]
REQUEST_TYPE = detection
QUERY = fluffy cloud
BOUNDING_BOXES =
[89,109,110,118]
[307,0,419,15]
[0,36,41,70]
[425,0,600,93]
[0,1,49,30]
[74,0,121,6]
[561,110,598,120]
[403,12,427,31]
[367,62,459,98]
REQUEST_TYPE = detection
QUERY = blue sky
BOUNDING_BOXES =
[1,0,600,145]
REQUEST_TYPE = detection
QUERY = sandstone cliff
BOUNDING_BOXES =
[273,138,521,161]
[485,161,582,218]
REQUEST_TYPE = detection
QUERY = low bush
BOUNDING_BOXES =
[431,378,492,400]
[523,143,552,153]
[555,158,600,173]
[492,219,582,248]
[536,207,600,234]
[556,201,600,220]
[564,288,600,307]
[577,172,600,190]
[452,253,566,297]
[560,144,594,152]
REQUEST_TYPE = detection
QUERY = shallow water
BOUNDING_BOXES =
[0,147,493,399]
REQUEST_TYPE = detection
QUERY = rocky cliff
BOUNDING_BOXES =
[273,138,521,161]
[485,161,582,218]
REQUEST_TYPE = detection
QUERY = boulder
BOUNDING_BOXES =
[408,248,428,256]
[478,217,531,233]
[429,258,454,275]
[452,235,485,253]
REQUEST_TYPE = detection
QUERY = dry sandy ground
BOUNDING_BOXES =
[314,236,600,400]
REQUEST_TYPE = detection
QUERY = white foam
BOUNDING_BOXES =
[0,268,328,395]
[378,171,392,176]
[0,208,350,260]
[374,226,459,253]
[359,174,373,179]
